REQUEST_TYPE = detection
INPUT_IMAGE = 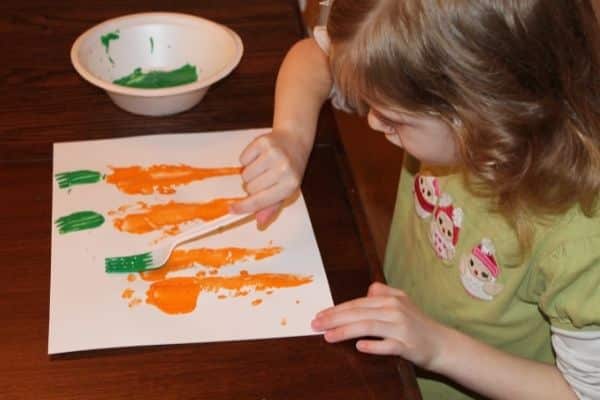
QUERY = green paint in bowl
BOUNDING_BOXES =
[113,64,198,89]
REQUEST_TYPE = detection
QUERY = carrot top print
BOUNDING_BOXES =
[55,170,104,189]
[55,211,105,234]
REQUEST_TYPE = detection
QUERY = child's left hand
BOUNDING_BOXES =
[311,282,449,371]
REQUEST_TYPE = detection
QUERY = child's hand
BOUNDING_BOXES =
[231,129,310,228]
[311,282,449,370]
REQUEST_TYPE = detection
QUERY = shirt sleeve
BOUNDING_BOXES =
[312,26,353,112]
[551,327,600,399]
[537,234,600,330]
[535,233,600,398]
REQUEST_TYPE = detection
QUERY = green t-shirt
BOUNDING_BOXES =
[383,157,600,399]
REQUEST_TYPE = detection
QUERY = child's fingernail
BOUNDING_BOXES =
[256,215,270,230]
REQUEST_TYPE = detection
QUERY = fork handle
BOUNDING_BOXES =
[172,213,249,245]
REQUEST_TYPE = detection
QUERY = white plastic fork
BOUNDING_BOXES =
[105,213,250,273]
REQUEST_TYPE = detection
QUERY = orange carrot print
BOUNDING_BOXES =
[145,272,313,315]
[106,164,242,195]
[112,197,243,234]
[140,246,283,281]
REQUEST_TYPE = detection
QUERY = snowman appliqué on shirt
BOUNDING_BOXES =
[429,194,463,261]
[413,174,441,219]
[459,238,504,301]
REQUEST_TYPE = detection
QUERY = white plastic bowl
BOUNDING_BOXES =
[71,12,243,116]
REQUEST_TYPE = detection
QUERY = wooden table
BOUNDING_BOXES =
[0,1,421,398]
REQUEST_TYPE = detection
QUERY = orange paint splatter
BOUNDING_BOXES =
[113,197,243,234]
[127,274,136,282]
[106,164,241,195]
[108,202,143,217]
[251,299,263,306]
[128,298,142,308]
[140,246,282,281]
[145,273,313,315]
[121,288,134,299]
[280,318,287,326]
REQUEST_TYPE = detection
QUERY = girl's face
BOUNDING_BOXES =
[367,104,460,166]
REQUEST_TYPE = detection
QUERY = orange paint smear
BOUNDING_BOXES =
[106,164,242,195]
[127,274,136,282]
[121,288,134,299]
[146,277,202,314]
[145,273,313,315]
[140,246,283,282]
[251,299,263,306]
[113,197,243,234]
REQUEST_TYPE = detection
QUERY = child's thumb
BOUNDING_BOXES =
[256,203,282,229]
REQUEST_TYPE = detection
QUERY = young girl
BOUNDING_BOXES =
[231,1,600,398]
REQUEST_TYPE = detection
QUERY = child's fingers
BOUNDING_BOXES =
[311,307,396,332]
[356,338,405,355]
[255,203,282,227]
[239,136,266,166]
[322,319,392,343]
[231,185,287,214]
[241,152,270,183]
[244,168,281,195]
[316,296,398,317]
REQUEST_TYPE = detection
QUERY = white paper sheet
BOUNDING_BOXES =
[49,128,333,354]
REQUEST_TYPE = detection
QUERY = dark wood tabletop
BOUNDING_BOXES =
[0,1,420,398]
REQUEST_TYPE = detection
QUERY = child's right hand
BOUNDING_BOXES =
[231,128,311,228]
[230,38,333,227]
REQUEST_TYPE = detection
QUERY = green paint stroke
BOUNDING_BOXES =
[55,170,103,189]
[150,36,154,54]
[105,252,153,273]
[55,211,105,234]
[101,30,119,65]
[101,30,120,53]
[113,64,198,89]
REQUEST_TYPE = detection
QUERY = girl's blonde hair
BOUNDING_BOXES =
[328,0,600,250]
